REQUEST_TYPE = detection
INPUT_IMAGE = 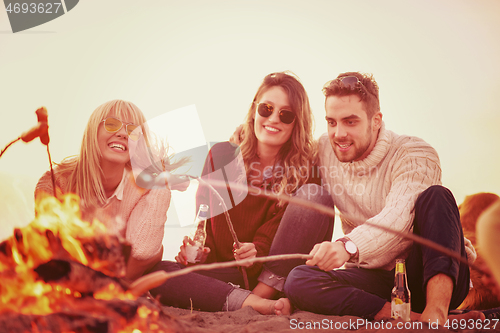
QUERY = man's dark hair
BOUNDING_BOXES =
[323,72,380,118]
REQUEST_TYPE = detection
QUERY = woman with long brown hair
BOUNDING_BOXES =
[148,72,334,314]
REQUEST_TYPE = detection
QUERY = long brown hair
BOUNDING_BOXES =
[239,72,315,202]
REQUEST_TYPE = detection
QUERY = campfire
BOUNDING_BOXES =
[0,194,185,333]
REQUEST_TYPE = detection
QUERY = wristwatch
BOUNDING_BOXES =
[336,237,358,259]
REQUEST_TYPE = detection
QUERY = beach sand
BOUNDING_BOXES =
[158,305,477,332]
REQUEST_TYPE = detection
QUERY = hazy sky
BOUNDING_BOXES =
[1,0,499,260]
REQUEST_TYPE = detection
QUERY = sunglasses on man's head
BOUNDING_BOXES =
[102,117,141,141]
[336,76,378,100]
[256,103,296,125]
[338,76,365,90]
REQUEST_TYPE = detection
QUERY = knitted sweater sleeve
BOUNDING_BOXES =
[347,138,442,269]
[125,187,171,260]
[35,169,66,200]
[35,170,53,196]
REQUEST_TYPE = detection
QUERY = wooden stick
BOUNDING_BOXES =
[194,178,485,274]
[129,177,484,299]
[184,175,250,290]
[128,254,311,297]
[47,144,57,198]
[0,137,21,159]
[132,176,483,300]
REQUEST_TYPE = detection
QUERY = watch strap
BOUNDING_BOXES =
[336,237,358,259]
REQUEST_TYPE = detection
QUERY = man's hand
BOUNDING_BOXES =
[229,124,243,145]
[306,241,350,271]
[175,236,210,265]
[233,242,257,267]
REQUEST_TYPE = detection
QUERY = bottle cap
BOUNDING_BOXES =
[198,204,209,219]
[395,259,405,273]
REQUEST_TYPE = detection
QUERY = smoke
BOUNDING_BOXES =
[0,173,36,241]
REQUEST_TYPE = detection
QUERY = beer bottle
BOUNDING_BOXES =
[185,204,209,263]
[391,259,411,321]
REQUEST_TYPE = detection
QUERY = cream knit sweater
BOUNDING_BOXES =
[35,167,171,261]
[318,122,442,270]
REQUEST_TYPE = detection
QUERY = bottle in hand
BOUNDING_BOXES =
[185,204,209,263]
[391,258,411,321]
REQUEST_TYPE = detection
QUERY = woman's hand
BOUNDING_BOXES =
[175,236,210,265]
[167,175,190,192]
[233,242,257,267]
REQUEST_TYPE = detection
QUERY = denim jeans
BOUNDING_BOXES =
[284,185,470,319]
[148,184,334,312]
[258,184,335,292]
[148,261,253,312]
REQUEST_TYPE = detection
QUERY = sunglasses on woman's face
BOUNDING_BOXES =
[256,103,296,125]
[102,117,141,141]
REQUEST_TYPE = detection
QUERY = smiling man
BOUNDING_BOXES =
[284,72,478,325]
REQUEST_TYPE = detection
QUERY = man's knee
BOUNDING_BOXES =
[417,185,455,204]
[296,184,334,207]
[284,265,317,296]
[414,185,460,223]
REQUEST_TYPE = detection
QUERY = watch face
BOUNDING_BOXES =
[345,241,357,254]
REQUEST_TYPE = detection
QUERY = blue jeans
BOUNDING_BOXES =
[284,185,470,319]
[258,184,335,292]
[148,261,252,312]
[148,184,334,311]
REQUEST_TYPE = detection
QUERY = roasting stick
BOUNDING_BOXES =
[188,178,482,273]
[129,253,311,297]
[0,137,21,158]
[46,144,57,198]
[33,107,57,198]
[129,177,483,298]
[181,174,250,290]
[0,107,55,197]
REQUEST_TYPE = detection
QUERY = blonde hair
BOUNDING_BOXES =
[57,99,184,209]
[239,72,316,203]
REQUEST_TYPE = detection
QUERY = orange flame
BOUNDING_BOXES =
[0,194,173,332]
[0,194,130,315]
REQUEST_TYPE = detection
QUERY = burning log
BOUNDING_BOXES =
[0,194,192,332]
[0,195,130,277]
[34,259,130,297]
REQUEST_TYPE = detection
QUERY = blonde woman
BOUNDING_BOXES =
[148,72,334,314]
[35,99,181,281]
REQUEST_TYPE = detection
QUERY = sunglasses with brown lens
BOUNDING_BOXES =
[256,103,296,124]
[102,117,141,141]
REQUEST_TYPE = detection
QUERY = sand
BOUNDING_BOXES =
[157,306,490,332]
